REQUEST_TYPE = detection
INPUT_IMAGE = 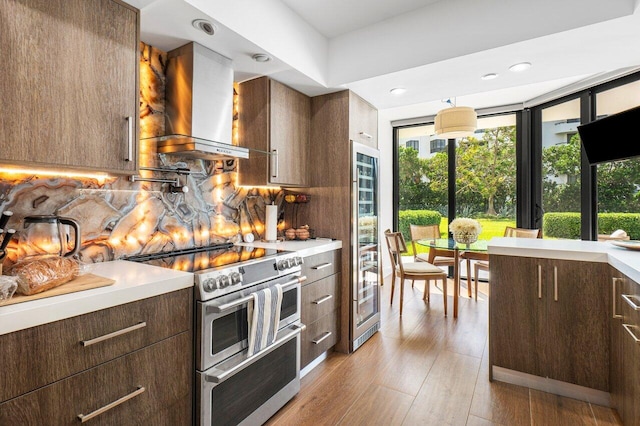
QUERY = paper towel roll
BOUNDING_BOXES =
[265,204,278,242]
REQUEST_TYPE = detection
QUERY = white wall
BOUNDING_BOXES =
[378,112,394,279]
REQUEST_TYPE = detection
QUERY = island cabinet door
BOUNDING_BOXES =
[610,271,625,415]
[621,276,640,424]
[489,255,543,377]
[541,259,610,391]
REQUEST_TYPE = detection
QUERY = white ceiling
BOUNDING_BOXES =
[279,0,444,38]
[126,0,640,121]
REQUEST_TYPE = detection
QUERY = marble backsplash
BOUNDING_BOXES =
[0,43,283,266]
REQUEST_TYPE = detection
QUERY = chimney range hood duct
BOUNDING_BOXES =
[145,42,249,160]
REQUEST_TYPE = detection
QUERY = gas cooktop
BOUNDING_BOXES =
[124,243,303,301]
[123,243,287,273]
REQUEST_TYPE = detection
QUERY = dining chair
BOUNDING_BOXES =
[409,224,456,282]
[469,226,541,300]
[384,229,448,316]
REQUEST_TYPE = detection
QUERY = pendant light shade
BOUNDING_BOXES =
[435,106,477,138]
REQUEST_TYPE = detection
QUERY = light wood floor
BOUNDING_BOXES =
[267,277,622,426]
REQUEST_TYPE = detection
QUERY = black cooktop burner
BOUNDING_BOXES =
[124,243,286,273]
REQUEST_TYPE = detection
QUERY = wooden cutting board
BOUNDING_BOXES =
[2,273,115,306]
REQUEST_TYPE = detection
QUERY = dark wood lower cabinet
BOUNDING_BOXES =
[490,255,610,391]
[301,308,339,367]
[611,273,640,425]
[0,331,192,425]
[0,289,192,403]
[300,249,341,369]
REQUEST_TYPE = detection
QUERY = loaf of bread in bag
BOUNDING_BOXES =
[11,256,80,296]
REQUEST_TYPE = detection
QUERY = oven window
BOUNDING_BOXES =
[281,287,297,320]
[212,307,248,354]
[211,338,297,426]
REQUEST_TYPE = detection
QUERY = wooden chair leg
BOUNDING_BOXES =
[474,264,479,301]
[442,277,447,316]
[423,279,430,302]
[411,279,415,288]
[399,279,405,316]
[466,258,472,298]
[390,274,396,305]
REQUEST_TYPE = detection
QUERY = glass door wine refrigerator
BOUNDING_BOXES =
[351,141,381,351]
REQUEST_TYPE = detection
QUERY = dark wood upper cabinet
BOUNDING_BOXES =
[349,92,378,149]
[0,0,140,174]
[237,77,310,187]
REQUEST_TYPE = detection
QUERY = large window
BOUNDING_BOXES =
[455,114,517,239]
[397,124,448,216]
[393,71,640,242]
[595,79,640,236]
[395,115,516,241]
[540,98,582,239]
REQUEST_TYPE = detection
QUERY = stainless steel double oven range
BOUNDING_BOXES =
[127,243,305,425]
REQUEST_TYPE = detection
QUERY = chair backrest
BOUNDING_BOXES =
[409,224,440,256]
[504,226,541,238]
[409,224,441,241]
[384,230,408,273]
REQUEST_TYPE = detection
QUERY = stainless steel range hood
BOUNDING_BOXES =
[144,42,249,160]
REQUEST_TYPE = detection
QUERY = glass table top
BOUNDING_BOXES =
[417,238,488,252]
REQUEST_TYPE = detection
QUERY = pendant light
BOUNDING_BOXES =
[434,99,477,139]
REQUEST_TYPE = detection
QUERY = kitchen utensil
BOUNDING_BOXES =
[0,229,16,260]
[0,210,13,230]
[19,215,81,259]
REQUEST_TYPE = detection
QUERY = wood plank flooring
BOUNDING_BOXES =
[267,277,622,426]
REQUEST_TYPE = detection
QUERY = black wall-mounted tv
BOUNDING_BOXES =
[577,105,640,164]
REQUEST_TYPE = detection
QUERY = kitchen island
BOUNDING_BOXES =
[488,237,640,418]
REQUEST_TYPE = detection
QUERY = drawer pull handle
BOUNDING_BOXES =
[312,262,332,270]
[359,131,373,139]
[312,294,333,305]
[537,264,542,299]
[312,331,332,345]
[613,278,623,319]
[553,266,558,302]
[622,294,640,311]
[622,324,640,344]
[77,386,145,423]
[271,149,278,178]
[81,322,147,347]
[125,116,134,162]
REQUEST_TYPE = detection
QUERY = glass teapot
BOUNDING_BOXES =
[18,215,81,259]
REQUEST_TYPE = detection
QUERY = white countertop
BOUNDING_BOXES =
[0,241,342,336]
[236,239,342,257]
[489,237,640,283]
[0,260,194,336]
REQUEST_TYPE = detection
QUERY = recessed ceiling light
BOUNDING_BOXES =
[252,53,271,63]
[192,19,216,36]
[390,87,407,95]
[481,73,498,80]
[509,62,532,72]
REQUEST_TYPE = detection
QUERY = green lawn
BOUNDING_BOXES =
[406,218,516,256]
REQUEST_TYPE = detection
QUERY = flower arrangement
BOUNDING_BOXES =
[449,218,482,245]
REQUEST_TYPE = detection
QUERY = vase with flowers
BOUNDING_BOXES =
[449,218,482,246]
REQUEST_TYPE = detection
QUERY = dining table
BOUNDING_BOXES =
[417,238,489,318]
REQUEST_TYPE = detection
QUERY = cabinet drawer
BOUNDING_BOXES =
[0,331,192,426]
[302,250,341,283]
[0,288,192,403]
[301,311,339,368]
[302,274,340,325]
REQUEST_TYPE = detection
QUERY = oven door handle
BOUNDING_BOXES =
[204,322,306,385]
[206,275,306,314]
